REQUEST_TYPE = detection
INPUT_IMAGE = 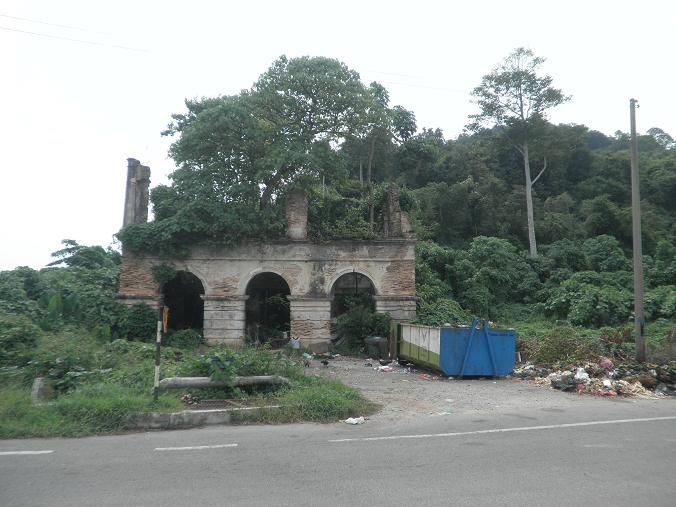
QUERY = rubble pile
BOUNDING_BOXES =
[513,357,676,399]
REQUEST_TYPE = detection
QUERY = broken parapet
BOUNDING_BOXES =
[384,183,414,238]
[123,158,151,228]
[285,189,308,240]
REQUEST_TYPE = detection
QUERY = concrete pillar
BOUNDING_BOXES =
[202,296,248,347]
[123,158,151,228]
[374,295,417,322]
[289,297,331,353]
[285,189,308,240]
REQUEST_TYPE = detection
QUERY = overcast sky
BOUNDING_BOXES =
[2,0,674,270]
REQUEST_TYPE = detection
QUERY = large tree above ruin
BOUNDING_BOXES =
[162,56,377,208]
[118,56,414,255]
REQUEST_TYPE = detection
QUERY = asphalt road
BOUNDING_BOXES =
[2,399,676,506]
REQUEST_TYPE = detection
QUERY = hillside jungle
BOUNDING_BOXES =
[1,54,675,435]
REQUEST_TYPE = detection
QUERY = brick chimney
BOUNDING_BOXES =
[122,158,151,228]
[285,189,308,240]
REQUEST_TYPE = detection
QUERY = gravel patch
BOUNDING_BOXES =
[312,356,663,423]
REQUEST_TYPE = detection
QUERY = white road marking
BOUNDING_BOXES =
[329,415,676,443]
[154,443,238,451]
[0,450,54,456]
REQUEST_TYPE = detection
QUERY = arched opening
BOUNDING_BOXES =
[162,271,205,332]
[245,272,291,345]
[330,272,376,319]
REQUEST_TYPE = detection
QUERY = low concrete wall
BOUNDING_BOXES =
[130,406,281,430]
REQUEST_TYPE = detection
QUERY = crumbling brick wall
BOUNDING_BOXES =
[116,161,417,350]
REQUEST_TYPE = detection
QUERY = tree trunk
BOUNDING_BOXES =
[367,136,375,230]
[523,143,538,257]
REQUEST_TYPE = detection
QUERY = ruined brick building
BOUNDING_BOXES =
[117,159,417,351]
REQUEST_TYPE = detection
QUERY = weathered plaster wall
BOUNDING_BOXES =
[118,239,417,351]
[117,160,416,351]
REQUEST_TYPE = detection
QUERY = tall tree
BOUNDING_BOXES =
[163,56,375,209]
[468,48,569,256]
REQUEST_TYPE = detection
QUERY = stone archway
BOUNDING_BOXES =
[245,272,291,345]
[329,271,377,319]
[162,271,205,332]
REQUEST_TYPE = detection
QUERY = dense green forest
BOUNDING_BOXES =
[2,52,675,369]
[116,53,675,338]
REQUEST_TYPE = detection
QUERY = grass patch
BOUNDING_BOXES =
[253,376,377,424]
[0,333,376,437]
[0,382,181,438]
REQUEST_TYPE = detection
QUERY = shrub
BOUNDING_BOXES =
[544,275,632,327]
[645,285,676,320]
[165,329,203,349]
[336,305,391,348]
[543,239,587,272]
[527,326,600,363]
[25,328,103,392]
[582,235,630,272]
[416,299,469,326]
[0,312,41,367]
[120,304,157,342]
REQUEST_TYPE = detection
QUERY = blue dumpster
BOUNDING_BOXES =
[398,320,516,377]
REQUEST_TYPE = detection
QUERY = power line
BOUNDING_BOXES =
[365,68,439,80]
[375,78,467,94]
[0,25,148,52]
[0,13,112,35]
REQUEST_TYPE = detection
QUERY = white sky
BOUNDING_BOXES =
[1,0,674,270]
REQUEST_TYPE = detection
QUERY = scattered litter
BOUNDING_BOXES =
[180,393,200,405]
[419,374,432,381]
[344,417,365,425]
[364,362,373,367]
[518,360,671,399]
[598,357,613,370]
[377,365,394,372]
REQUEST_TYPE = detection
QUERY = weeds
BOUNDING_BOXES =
[0,382,181,438]
[268,377,376,423]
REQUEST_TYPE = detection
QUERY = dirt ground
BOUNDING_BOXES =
[312,355,664,423]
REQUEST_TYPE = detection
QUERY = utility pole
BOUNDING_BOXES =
[629,98,645,363]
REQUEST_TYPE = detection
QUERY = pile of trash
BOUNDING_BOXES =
[513,357,676,399]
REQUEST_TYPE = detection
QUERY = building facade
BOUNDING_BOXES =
[117,159,417,351]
